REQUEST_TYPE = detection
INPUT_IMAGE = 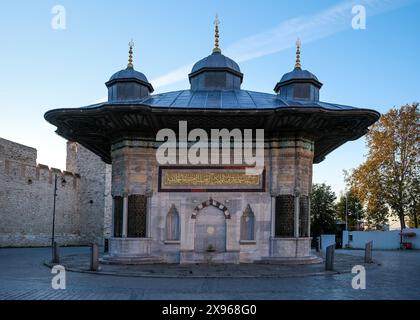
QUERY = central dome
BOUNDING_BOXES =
[188,15,243,91]
[189,52,243,91]
[190,51,241,74]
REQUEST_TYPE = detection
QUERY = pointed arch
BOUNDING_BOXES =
[166,204,180,241]
[240,204,255,241]
[191,198,230,219]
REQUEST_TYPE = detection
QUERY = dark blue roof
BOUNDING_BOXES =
[87,89,357,111]
[190,52,241,74]
[109,67,149,83]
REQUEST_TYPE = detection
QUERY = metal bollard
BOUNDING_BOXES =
[90,243,99,271]
[325,244,335,271]
[52,241,60,264]
[316,236,321,252]
[365,241,373,263]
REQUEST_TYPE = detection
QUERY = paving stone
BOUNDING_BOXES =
[1,247,420,300]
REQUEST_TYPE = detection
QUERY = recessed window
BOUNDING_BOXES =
[240,204,255,241]
[166,205,180,241]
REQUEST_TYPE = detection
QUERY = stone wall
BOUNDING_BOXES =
[0,137,112,247]
[0,137,82,247]
[66,142,112,244]
[269,137,314,237]
[269,137,314,196]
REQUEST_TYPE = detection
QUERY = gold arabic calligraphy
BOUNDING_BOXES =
[164,171,260,187]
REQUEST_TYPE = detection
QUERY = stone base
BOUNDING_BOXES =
[101,237,320,265]
[180,250,240,264]
[258,255,322,265]
[255,238,322,265]
[109,237,152,256]
[270,237,312,257]
[100,255,163,265]
[258,237,322,265]
[103,237,162,264]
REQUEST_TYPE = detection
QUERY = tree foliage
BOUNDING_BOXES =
[311,183,337,236]
[348,103,420,229]
[336,189,365,230]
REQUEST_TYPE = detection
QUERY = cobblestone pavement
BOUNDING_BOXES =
[0,247,419,300]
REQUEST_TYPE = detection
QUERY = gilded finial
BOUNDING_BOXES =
[295,38,301,69]
[213,14,221,53]
[128,39,134,68]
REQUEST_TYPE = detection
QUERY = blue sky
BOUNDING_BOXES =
[0,0,419,197]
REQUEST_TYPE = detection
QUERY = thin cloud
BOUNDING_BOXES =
[151,0,412,90]
[92,0,412,101]
[151,63,194,89]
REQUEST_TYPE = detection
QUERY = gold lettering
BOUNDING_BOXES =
[163,170,260,187]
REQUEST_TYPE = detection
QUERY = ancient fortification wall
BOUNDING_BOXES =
[66,142,113,244]
[0,137,111,247]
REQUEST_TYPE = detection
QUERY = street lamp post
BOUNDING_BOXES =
[51,174,58,260]
[345,192,348,231]
[356,202,359,231]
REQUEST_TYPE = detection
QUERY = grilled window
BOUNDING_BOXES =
[128,195,148,238]
[274,195,294,237]
[113,196,123,237]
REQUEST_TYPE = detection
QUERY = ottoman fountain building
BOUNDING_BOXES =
[45,19,379,264]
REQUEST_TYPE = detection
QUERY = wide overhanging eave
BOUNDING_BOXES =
[44,104,380,165]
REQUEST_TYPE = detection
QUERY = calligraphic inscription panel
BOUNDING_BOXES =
[158,166,265,192]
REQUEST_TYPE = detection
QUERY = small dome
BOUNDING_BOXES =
[106,66,154,101]
[274,39,322,99]
[191,51,241,74]
[109,67,150,83]
[279,68,320,84]
[105,42,154,101]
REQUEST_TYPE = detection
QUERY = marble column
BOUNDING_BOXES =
[122,196,128,238]
[294,192,300,238]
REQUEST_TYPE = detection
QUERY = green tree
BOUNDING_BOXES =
[348,103,419,229]
[336,190,365,230]
[310,183,337,236]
